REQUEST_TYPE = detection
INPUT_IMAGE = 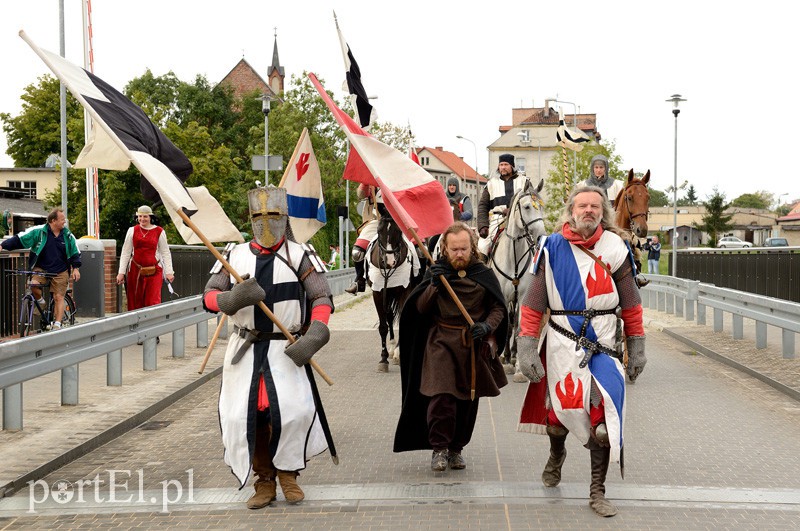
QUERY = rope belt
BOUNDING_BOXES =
[231,325,288,364]
[436,319,470,347]
[547,311,621,368]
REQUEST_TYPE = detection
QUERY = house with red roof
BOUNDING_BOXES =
[776,200,800,245]
[414,146,485,226]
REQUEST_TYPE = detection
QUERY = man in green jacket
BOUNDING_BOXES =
[1,208,81,330]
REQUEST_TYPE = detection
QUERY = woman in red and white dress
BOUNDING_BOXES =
[116,205,174,310]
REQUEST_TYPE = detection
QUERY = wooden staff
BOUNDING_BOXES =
[562,144,570,203]
[177,210,334,386]
[198,314,226,374]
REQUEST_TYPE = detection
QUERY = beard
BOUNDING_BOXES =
[573,214,600,234]
[448,255,470,270]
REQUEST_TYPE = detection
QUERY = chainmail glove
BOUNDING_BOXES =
[216,276,266,316]
[470,321,492,340]
[517,335,545,382]
[284,320,330,367]
[626,335,647,382]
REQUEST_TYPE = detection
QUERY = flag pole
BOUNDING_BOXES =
[176,209,334,386]
[198,314,226,374]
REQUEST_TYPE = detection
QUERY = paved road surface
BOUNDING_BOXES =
[1,292,799,529]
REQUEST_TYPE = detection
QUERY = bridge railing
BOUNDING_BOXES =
[641,275,799,359]
[0,268,356,431]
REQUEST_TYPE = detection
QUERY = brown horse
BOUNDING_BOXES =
[614,169,651,283]
[614,169,650,238]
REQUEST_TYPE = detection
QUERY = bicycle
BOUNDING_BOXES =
[10,270,77,336]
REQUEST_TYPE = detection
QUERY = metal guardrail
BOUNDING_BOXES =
[1,296,217,430]
[641,275,799,359]
[0,268,357,431]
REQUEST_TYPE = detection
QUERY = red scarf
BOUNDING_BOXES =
[561,222,604,248]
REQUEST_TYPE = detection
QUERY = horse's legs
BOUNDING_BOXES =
[377,314,390,372]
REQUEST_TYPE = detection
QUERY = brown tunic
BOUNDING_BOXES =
[416,277,506,400]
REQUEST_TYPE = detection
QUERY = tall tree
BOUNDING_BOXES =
[694,188,734,246]
[729,190,773,210]
[648,188,670,207]
[684,184,698,205]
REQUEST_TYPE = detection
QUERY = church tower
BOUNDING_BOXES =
[267,29,285,95]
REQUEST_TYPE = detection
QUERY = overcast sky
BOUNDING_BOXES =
[2,0,798,206]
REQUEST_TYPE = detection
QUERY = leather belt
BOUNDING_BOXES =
[231,325,287,364]
[547,319,620,368]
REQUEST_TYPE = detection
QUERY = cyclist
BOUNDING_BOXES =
[1,208,81,330]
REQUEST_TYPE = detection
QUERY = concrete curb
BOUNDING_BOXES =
[0,366,222,498]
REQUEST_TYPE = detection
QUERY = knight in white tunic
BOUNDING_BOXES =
[476,153,531,256]
[203,186,334,510]
[515,186,646,518]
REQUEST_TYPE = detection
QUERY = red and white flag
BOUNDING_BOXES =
[20,30,242,245]
[408,146,420,165]
[309,73,452,240]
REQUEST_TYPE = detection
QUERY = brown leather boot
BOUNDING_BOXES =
[589,446,617,517]
[246,478,276,509]
[277,470,305,504]
[542,424,568,487]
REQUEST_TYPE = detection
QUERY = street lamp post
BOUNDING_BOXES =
[456,135,480,220]
[667,94,686,277]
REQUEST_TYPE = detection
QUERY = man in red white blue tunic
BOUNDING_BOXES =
[516,186,646,517]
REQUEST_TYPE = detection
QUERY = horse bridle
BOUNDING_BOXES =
[491,191,543,287]
[622,181,649,223]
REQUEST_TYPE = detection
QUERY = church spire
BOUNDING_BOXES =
[267,28,285,94]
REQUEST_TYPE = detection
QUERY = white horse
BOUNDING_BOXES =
[488,178,547,382]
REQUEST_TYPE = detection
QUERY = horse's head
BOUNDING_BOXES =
[506,178,546,241]
[615,169,650,237]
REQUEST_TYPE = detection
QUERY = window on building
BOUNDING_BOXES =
[516,158,527,175]
[8,180,37,199]
[421,156,429,166]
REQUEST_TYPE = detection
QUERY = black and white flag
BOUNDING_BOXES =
[20,30,242,244]
[335,14,376,130]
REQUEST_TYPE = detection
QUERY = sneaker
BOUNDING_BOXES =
[448,451,466,470]
[431,450,448,472]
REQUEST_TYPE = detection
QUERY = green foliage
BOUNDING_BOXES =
[648,188,670,207]
[684,184,698,205]
[693,188,734,247]
[729,190,773,210]
[0,75,84,167]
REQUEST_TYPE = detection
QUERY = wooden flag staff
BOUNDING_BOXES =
[198,314,226,374]
[177,209,333,386]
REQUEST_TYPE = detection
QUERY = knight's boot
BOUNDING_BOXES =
[277,470,305,504]
[346,257,367,294]
[248,413,277,509]
[247,477,276,509]
[542,424,568,487]
[589,446,617,517]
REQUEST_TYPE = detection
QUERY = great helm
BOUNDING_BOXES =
[248,185,288,248]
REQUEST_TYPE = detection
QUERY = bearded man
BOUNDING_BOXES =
[394,222,508,472]
[476,153,529,256]
[516,186,646,517]
[203,185,334,509]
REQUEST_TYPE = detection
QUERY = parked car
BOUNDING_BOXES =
[717,236,752,248]
[764,237,789,247]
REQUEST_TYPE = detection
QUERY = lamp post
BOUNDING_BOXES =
[456,135,480,218]
[667,94,686,277]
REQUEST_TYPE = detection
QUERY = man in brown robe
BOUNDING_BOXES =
[394,222,508,472]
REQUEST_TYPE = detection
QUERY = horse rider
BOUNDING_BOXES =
[581,154,624,207]
[203,185,334,509]
[346,183,379,294]
[445,177,473,222]
[477,153,529,257]
[394,222,508,472]
[515,186,646,517]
